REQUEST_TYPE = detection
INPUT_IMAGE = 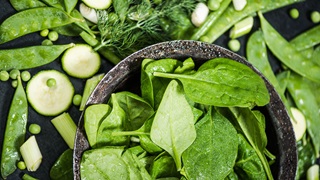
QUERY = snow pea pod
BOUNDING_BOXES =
[0,43,74,71]
[9,0,46,11]
[290,24,320,51]
[0,7,77,44]
[41,0,65,9]
[258,12,320,83]
[1,76,28,179]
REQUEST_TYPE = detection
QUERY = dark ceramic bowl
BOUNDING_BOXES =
[73,40,297,179]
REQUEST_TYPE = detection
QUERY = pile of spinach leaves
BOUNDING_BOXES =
[80,57,274,179]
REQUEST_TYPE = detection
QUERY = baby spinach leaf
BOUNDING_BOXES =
[80,147,128,179]
[114,91,154,130]
[181,108,238,180]
[122,150,153,180]
[96,94,129,147]
[234,134,267,179]
[50,149,73,180]
[141,58,181,109]
[84,104,111,148]
[150,80,196,171]
[149,154,180,179]
[154,58,270,107]
[174,57,195,74]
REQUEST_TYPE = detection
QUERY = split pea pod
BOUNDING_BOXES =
[9,0,46,11]
[258,12,320,83]
[0,43,74,71]
[1,76,28,179]
[0,7,78,44]
[290,24,320,51]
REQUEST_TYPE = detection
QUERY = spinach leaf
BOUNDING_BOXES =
[181,108,238,180]
[114,91,154,130]
[228,107,273,180]
[154,58,270,107]
[150,80,196,170]
[84,104,111,148]
[149,154,180,179]
[96,94,129,147]
[174,57,195,74]
[234,134,267,179]
[225,170,239,180]
[141,58,181,109]
[50,149,73,180]
[80,147,128,179]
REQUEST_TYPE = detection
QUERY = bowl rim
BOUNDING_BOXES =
[73,40,297,180]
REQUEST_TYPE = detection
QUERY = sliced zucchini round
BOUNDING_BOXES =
[290,107,307,141]
[61,44,101,79]
[26,70,74,116]
[82,0,112,10]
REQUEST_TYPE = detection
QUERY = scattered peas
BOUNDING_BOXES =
[46,78,56,87]
[17,161,26,170]
[228,39,241,52]
[72,94,82,106]
[48,31,59,41]
[289,8,299,19]
[0,70,10,81]
[40,29,49,37]
[21,71,31,82]
[311,11,320,23]
[29,123,41,134]
[9,69,20,79]
[41,39,53,46]
[207,0,221,11]
[11,80,18,88]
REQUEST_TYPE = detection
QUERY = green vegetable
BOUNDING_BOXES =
[307,164,319,180]
[42,39,54,46]
[50,149,73,180]
[9,0,46,11]
[289,8,299,19]
[22,174,39,180]
[26,70,75,116]
[228,39,241,52]
[0,70,9,81]
[259,12,320,83]
[310,11,320,23]
[154,58,270,107]
[40,29,49,37]
[1,76,28,179]
[51,113,77,149]
[9,69,20,79]
[207,0,221,11]
[181,108,238,179]
[150,80,196,170]
[28,124,41,135]
[82,0,112,9]
[229,16,254,39]
[48,31,59,41]
[0,43,74,71]
[296,140,316,179]
[21,71,31,82]
[149,155,179,179]
[72,94,82,106]
[11,80,18,88]
[290,24,320,51]
[20,136,42,171]
[64,0,78,13]
[0,7,77,44]
[17,161,26,170]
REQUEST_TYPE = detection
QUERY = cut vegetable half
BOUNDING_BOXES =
[61,44,101,79]
[82,0,112,10]
[26,70,74,116]
[290,107,307,141]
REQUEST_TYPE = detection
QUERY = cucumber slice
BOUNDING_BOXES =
[61,44,101,79]
[26,70,74,116]
[82,0,112,10]
[290,107,307,141]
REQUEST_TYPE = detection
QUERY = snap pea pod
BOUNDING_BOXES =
[9,0,46,11]
[286,73,320,157]
[1,76,28,179]
[41,0,65,10]
[202,0,302,43]
[0,7,77,44]
[258,12,320,83]
[0,43,74,71]
[290,24,320,51]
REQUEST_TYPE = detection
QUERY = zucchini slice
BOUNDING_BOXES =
[82,0,112,10]
[26,70,74,116]
[61,44,101,79]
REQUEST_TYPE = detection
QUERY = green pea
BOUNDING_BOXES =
[40,29,49,37]
[46,78,56,87]
[42,39,53,46]
[72,94,82,106]
[228,39,241,52]
[17,161,26,170]
[289,8,299,19]
[11,80,18,88]
[0,70,10,81]
[9,69,20,80]
[207,0,220,11]
[48,31,59,41]
[311,11,320,23]
[29,124,41,134]
[21,71,31,82]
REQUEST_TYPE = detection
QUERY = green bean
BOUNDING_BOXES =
[1,76,28,179]
[286,73,320,157]
[190,0,231,40]
[0,43,74,71]
[9,0,46,11]
[0,7,77,44]
[202,0,303,43]
[290,25,320,51]
[63,0,78,14]
[258,12,320,83]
